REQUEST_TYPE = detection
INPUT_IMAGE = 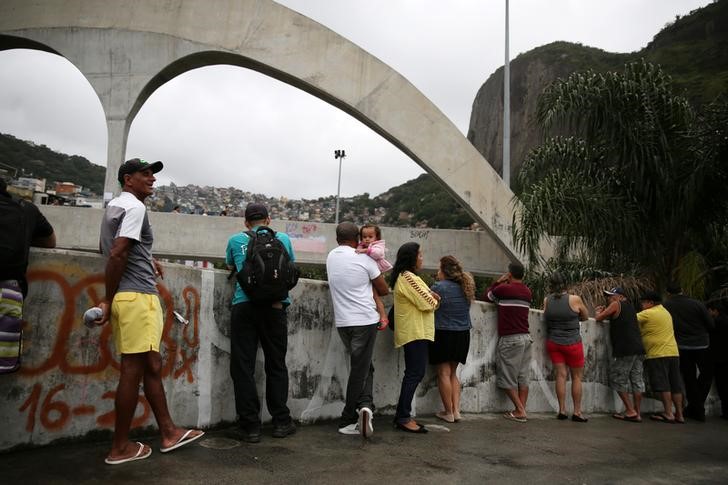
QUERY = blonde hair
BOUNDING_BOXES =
[440,255,475,302]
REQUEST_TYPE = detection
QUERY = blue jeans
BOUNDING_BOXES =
[395,339,429,424]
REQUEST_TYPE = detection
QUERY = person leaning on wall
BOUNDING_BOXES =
[429,255,475,424]
[0,177,56,375]
[542,272,590,422]
[390,242,440,433]
[594,287,646,422]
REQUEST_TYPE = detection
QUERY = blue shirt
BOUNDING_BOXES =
[225,226,295,305]
[431,279,472,331]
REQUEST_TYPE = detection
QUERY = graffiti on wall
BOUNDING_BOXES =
[285,222,327,254]
[14,268,200,434]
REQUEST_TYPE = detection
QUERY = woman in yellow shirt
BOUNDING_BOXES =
[390,242,440,433]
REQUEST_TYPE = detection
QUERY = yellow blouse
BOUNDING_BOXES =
[393,271,439,348]
[636,304,679,359]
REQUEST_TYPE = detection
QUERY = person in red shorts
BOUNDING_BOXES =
[542,273,590,422]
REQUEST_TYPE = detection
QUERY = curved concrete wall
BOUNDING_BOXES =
[36,206,513,276]
[4,249,717,452]
[0,0,523,263]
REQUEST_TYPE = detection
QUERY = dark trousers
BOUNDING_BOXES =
[395,339,429,424]
[337,324,378,427]
[715,361,728,417]
[230,302,291,430]
[680,348,713,417]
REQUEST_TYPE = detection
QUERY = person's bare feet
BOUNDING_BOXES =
[435,411,455,423]
[160,428,205,452]
[105,441,152,465]
[400,419,422,431]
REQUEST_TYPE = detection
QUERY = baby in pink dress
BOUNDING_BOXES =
[357,224,392,328]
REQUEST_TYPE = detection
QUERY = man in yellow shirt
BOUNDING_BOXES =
[636,290,685,424]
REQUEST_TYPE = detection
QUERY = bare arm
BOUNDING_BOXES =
[31,231,56,248]
[569,294,589,321]
[97,237,132,325]
[595,300,620,322]
[153,258,165,279]
[372,274,389,296]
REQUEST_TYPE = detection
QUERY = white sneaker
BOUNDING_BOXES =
[358,407,374,438]
[338,423,359,435]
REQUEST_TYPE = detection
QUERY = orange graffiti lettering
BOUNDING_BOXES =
[96,391,151,429]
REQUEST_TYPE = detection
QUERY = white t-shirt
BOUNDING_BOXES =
[326,245,381,327]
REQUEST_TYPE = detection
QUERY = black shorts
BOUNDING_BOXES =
[429,329,470,365]
[644,356,684,393]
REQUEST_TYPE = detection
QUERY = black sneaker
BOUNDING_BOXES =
[234,427,261,443]
[272,421,296,438]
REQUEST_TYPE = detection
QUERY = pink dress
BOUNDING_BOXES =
[358,240,393,272]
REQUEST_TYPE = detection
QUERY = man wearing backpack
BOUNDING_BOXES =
[225,202,297,443]
[0,177,56,374]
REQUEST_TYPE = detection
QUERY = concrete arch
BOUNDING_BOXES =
[0,0,521,261]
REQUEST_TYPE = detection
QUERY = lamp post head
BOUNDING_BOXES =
[334,149,346,159]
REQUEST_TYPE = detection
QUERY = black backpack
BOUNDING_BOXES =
[236,226,299,304]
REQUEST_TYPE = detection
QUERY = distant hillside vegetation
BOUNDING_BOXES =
[338,173,475,229]
[0,132,474,228]
[0,133,105,194]
[468,0,728,188]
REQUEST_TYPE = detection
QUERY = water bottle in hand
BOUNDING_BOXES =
[83,307,103,328]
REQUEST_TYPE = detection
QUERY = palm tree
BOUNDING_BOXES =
[513,60,728,295]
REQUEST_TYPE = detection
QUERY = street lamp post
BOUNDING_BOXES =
[502,0,511,188]
[334,149,346,225]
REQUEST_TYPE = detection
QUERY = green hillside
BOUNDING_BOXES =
[644,0,728,105]
[0,133,105,194]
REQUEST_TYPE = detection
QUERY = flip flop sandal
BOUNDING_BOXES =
[503,411,527,423]
[160,429,205,453]
[650,413,675,424]
[105,442,152,465]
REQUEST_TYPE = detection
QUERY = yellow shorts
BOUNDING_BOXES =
[111,292,163,354]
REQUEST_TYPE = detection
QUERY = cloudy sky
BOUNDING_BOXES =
[0,0,710,199]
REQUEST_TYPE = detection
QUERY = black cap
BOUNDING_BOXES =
[245,203,269,221]
[118,158,163,184]
[639,290,662,303]
[666,282,682,295]
[604,287,625,296]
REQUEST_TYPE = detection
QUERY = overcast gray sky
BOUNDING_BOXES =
[0,0,711,199]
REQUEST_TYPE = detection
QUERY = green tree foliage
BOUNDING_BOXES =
[514,61,728,295]
[377,174,475,229]
[332,173,475,229]
[0,133,105,194]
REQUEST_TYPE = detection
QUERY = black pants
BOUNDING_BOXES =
[230,302,291,430]
[680,348,713,417]
[715,361,728,417]
[395,339,429,424]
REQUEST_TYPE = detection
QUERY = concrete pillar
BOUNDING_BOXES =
[104,117,128,201]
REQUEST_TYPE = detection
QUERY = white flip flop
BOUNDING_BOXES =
[160,429,205,453]
[105,442,152,465]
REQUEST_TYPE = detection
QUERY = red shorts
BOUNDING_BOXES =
[546,339,584,368]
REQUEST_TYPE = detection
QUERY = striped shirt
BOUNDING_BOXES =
[484,281,532,336]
